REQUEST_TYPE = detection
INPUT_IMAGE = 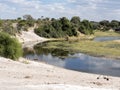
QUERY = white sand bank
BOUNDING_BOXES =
[16,30,48,43]
[0,57,120,90]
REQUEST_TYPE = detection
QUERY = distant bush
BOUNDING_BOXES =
[0,32,22,60]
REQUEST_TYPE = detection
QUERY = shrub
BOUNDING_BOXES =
[0,32,22,60]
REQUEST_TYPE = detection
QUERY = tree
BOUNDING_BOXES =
[23,15,33,20]
[17,15,35,31]
[17,20,28,31]
[90,21,100,30]
[23,14,35,27]
[82,20,92,29]
[110,20,119,29]
[99,20,109,26]
[0,32,22,60]
[99,20,110,31]
[17,17,22,21]
[70,16,80,28]
[60,17,71,31]
[78,24,86,34]
[79,20,94,35]
[1,20,16,35]
[0,19,3,31]
[52,19,62,31]
[0,19,2,27]
[35,17,78,38]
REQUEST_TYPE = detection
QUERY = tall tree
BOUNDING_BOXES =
[99,20,110,31]
[79,20,93,35]
[110,20,119,29]
[60,17,71,31]
[23,15,33,20]
[23,14,35,27]
[70,16,80,28]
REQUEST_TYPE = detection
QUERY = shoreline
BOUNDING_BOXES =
[114,40,120,43]
[0,56,120,90]
[78,51,120,60]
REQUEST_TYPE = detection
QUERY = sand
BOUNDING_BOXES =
[114,40,120,43]
[16,29,48,43]
[0,57,120,90]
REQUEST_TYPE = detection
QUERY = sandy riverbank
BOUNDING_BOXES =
[0,57,120,90]
[16,29,49,48]
[114,40,120,43]
[16,30,48,43]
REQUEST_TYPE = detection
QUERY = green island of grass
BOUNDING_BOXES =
[42,31,120,60]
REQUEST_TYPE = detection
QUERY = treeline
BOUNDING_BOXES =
[34,16,120,38]
[0,15,120,38]
[91,20,120,31]
[35,16,93,38]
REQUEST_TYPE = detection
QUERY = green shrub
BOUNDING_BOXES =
[0,32,22,60]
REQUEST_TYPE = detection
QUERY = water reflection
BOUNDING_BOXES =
[30,42,71,59]
[65,54,120,76]
[94,36,120,42]
[23,42,120,77]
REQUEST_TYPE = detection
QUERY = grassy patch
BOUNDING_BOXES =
[94,31,120,37]
[49,31,120,41]
[42,40,120,59]
[42,31,120,59]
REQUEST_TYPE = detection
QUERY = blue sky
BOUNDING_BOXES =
[0,0,120,21]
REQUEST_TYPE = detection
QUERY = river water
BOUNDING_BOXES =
[94,36,120,42]
[23,36,120,77]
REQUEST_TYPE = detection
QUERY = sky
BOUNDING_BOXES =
[0,0,120,21]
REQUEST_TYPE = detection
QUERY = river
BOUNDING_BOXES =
[23,36,120,77]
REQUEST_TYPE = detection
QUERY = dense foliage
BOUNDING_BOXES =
[0,32,22,60]
[17,15,35,31]
[91,20,120,32]
[79,20,93,35]
[34,16,120,38]
[0,20,17,35]
[35,16,94,38]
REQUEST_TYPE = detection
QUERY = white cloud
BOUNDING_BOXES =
[6,0,41,10]
[0,0,120,21]
[0,3,8,11]
[67,0,77,3]
[0,2,16,13]
[8,0,25,3]
[114,9,120,15]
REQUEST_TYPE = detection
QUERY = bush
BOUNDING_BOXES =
[35,17,78,38]
[0,32,22,60]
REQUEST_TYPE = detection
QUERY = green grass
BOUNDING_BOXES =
[49,31,120,41]
[44,31,120,59]
[94,31,120,37]
[42,40,120,59]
